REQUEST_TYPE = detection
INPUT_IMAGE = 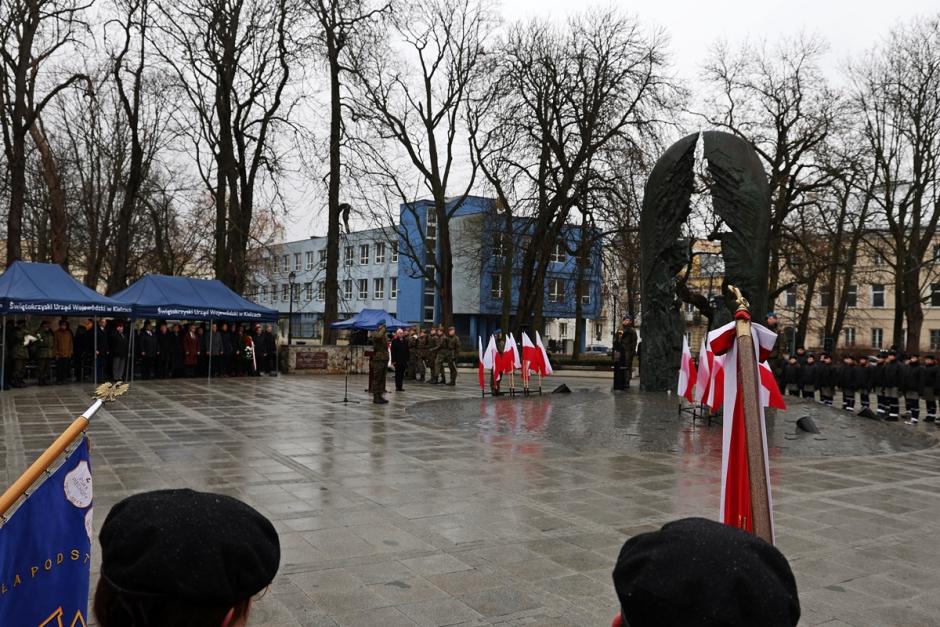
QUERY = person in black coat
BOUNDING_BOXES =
[858,357,872,409]
[882,351,902,420]
[110,322,130,381]
[817,354,834,406]
[260,325,277,375]
[923,355,938,422]
[138,321,159,380]
[795,347,808,366]
[838,355,855,410]
[390,328,410,392]
[902,355,923,423]
[220,322,233,376]
[156,322,174,378]
[783,356,801,397]
[798,354,817,400]
[95,318,111,381]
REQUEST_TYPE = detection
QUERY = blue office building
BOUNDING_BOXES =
[396,196,603,350]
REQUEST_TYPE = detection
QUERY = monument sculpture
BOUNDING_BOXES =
[639,131,771,392]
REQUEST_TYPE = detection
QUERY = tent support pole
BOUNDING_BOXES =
[1,315,6,392]
[93,315,98,387]
[207,319,213,384]
[127,319,134,383]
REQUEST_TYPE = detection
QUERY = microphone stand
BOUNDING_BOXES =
[334,343,360,404]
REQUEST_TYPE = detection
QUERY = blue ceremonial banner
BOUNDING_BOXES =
[0,438,93,627]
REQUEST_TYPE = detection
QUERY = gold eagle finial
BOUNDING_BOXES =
[727,285,750,313]
[94,381,130,402]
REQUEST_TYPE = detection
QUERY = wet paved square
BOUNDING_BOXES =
[3,374,940,626]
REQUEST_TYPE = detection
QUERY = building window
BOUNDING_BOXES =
[493,236,506,257]
[304,282,312,301]
[374,278,384,299]
[305,251,314,270]
[844,327,856,346]
[281,255,289,273]
[559,322,568,337]
[426,207,437,240]
[282,284,289,300]
[872,327,883,349]
[548,278,565,303]
[317,281,325,301]
[391,241,398,263]
[581,291,590,305]
[358,278,368,299]
[423,264,435,322]
[359,244,369,265]
[932,330,940,351]
[375,242,385,263]
[490,274,502,299]
[819,287,830,307]
[272,256,279,273]
[785,286,797,308]
[343,280,352,300]
[270,286,277,302]
[344,246,353,266]
[390,277,398,299]
[872,284,885,308]
[259,285,267,302]
[550,242,566,263]
[699,253,724,275]
[873,251,886,266]
[847,285,857,308]
[934,245,940,262]
[932,284,940,307]
[319,249,327,265]
[294,252,301,271]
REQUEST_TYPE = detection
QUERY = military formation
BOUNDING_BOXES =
[370,324,462,404]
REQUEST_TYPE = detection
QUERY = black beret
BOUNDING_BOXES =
[100,489,280,606]
[612,517,800,627]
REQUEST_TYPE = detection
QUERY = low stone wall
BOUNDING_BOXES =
[286,345,368,375]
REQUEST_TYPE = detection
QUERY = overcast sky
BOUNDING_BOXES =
[281,0,936,242]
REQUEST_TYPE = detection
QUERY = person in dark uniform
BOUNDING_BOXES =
[817,353,834,406]
[923,355,938,422]
[798,354,817,400]
[390,328,409,391]
[783,355,801,397]
[426,327,442,384]
[156,322,173,378]
[138,321,158,380]
[414,329,428,382]
[36,320,55,385]
[883,350,902,420]
[903,354,923,424]
[95,318,111,381]
[443,326,460,385]
[838,355,855,410]
[794,346,807,366]
[94,489,280,627]
[858,356,873,410]
[371,323,389,404]
[612,330,627,391]
[765,312,786,392]
[873,352,887,414]
[622,317,638,389]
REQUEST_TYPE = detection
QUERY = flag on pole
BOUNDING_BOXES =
[694,337,712,404]
[708,317,779,540]
[483,335,499,381]
[535,331,553,375]
[759,361,787,410]
[501,333,521,374]
[521,332,541,378]
[0,438,93,627]
[478,336,485,390]
[677,335,697,403]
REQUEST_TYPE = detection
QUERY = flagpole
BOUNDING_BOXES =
[0,397,106,518]
[730,286,773,544]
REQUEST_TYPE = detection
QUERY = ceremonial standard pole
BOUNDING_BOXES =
[730,286,773,543]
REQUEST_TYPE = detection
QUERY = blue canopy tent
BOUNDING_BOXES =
[0,261,133,388]
[111,274,278,383]
[330,308,411,331]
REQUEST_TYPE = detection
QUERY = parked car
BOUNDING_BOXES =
[584,344,611,357]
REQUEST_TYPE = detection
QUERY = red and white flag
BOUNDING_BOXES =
[482,335,498,375]
[677,335,697,403]
[535,331,553,376]
[708,318,780,540]
[694,337,712,404]
[759,361,786,410]
[501,333,521,373]
[478,336,486,390]
[521,332,541,380]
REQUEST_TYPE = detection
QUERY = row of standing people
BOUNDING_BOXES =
[3,318,282,387]
[781,349,937,423]
[372,325,461,403]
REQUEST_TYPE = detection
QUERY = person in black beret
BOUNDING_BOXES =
[94,488,280,627]
[611,517,800,627]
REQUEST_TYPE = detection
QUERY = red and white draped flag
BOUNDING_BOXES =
[478,336,486,390]
[483,334,498,380]
[501,333,521,373]
[694,337,712,404]
[677,335,697,403]
[707,354,725,412]
[535,331,553,375]
[759,361,786,410]
[520,332,541,380]
[708,318,780,540]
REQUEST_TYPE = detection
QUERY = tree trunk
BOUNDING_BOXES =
[436,196,454,327]
[28,122,69,266]
[322,39,342,344]
[500,215,513,334]
[796,279,816,348]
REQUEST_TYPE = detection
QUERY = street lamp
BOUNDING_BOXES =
[611,281,620,337]
[288,271,296,345]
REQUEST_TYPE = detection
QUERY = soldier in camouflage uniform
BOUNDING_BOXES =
[406,328,419,380]
[12,320,28,387]
[427,327,442,384]
[36,320,55,385]
[414,328,428,381]
[370,323,389,404]
[443,326,460,385]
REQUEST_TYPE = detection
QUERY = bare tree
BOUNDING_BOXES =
[153,0,301,292]
[0,0,91,265]
[348,0,493,326]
